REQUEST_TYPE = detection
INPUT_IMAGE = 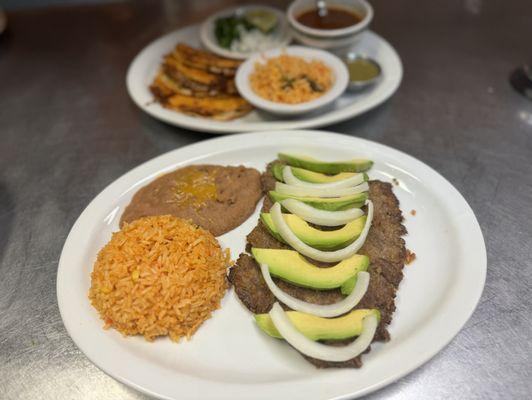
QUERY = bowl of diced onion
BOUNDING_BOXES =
[200,5,292,60]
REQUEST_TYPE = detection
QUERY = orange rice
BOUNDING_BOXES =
[89,215,230,342]
[249,54,333,104]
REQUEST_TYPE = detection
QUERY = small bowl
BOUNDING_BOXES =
[344,53,382,91]
[287,0,373,50]
[200,5,292,60]
[235,46,349,115]
[290,29,365,51]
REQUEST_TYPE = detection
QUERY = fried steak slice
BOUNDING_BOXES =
[228,163,407,368]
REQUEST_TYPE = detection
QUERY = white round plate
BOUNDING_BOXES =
[126,25,402,134]
[57,131,486,400]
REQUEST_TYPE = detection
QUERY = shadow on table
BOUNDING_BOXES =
[327,100,392,139]
[0,182,15,268]
[136,106,215,145]
[131,95,395,153]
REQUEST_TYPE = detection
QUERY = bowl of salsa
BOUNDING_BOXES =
[287,0,373,49]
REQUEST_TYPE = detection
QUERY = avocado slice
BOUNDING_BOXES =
[340,275,359,295]
[252,248,369,289]
[292,168,369,183]
[272,163,369,184]
[269,190,367,211]
[278,153,373,174]
[271,163,285,181]
[261,213,366,250]
[254,309,381,340]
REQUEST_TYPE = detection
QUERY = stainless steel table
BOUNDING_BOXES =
[1,1,531,399]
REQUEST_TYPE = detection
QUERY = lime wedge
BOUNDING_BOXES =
[244,10,278,33]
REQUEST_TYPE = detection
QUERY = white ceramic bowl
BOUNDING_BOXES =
[235,46,349,115]
[287,0,373,50]
[200,5,292,60]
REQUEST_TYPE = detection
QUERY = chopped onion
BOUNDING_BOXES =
[282,166,366,189]
[269,302,378,362]
[230,25,281,53]
[270,201,374,262]
[260,264,369,317]
[281,199,364,227]
[275,181,369,199]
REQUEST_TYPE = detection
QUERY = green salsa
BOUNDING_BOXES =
[347,59,380,82]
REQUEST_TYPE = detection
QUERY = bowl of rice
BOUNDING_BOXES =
[88,215,231,342]
[235,46,349,115]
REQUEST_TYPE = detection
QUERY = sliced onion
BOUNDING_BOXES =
[271,201,374,262]
[275,181,369,199]
[281,199,364,227]
[282,166,365,189]
[269,302,378,361]
[260,264,369,317]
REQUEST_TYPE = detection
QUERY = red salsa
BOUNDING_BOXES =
[297,7,362,30]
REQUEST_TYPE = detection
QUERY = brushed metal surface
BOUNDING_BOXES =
[0,0,531,399]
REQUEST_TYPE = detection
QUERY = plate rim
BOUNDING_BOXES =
[57,130,486,400]
[125,25,403,134]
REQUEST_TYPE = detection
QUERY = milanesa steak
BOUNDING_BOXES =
[228,162,407,368]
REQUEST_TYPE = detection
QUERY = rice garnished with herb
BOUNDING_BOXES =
[249,54,333,104]
[89,215,230,342]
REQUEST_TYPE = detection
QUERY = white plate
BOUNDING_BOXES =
[57,131,486,400]
[126,25,402,133]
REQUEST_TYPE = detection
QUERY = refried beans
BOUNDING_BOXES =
[120,164,263,236]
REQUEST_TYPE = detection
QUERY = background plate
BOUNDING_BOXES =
[126,25,402,133]
[57,131,486,400]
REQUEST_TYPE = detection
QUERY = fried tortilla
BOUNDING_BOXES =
[151,72,216,99]
[164,54,237,95]
[173,43,240,76]
[160,91,252,121]
[120,165,262,236]
[149,43,251,120]
[228,162,407,368]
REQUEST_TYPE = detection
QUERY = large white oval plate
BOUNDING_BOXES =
[57,131,486,400]
[126,25,402,134]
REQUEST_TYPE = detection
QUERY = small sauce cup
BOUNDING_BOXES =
[344,53,382,91]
